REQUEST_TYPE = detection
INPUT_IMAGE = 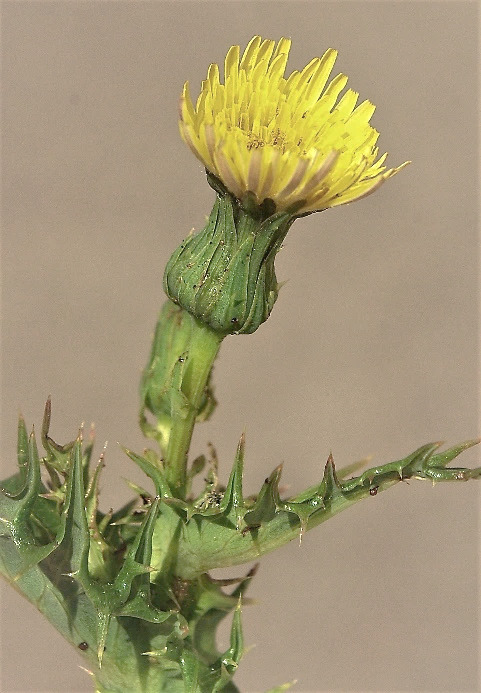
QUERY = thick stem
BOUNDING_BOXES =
[163,315,222,497]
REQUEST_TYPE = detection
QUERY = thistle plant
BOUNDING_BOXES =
[0,36,478,693]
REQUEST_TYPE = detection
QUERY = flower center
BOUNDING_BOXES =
[246,127,293,153]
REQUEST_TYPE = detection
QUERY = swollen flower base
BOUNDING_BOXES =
[164,173,294,336]
[0,36,477,693]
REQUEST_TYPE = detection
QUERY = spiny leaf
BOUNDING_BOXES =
[219,434,245,528]
[6,428,41,547]
[82,423,96,477]
[85,456,105,526]
[207,601,244,693]
[60,439,112,666]
[340,443,440,494]
[288,454,344,506]
[192,568,256,665]
[114,498,172,624]
[41,396,74,474]
[17,416,29,482]
[63,438,93,584]
[122,447,173,498]
[118,500,160,585]
[244,465,282,527]
[65,449,173,664]
[1,416,29,499]
[426,439,480,469]
[280,500,317,543]
[322,453,345,503]
[85,454,118,582]
[226,598,243,665]
[0,430,86,579]
[7,429,67,576]
[399,442,443,479]
[336,440,481,495]
[19,429,41,523]
[280,455,345,541]
[422,464,481,482]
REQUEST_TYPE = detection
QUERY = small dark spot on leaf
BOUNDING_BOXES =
[369,486,379,496]
[78,642,88,651]
[242,524,261,536]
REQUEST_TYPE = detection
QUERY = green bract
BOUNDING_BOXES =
[164,174,294,336]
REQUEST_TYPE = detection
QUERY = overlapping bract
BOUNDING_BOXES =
[180,36,408,214]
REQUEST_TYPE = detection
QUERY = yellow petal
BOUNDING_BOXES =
[179,36,408,214]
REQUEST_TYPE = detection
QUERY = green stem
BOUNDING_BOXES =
[164,315,222,497]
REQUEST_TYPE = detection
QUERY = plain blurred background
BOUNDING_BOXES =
[1,1,479,691]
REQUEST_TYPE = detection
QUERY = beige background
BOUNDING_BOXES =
[1,1,479,691]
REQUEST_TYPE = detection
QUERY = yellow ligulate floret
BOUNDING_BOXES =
[179,36,408,214]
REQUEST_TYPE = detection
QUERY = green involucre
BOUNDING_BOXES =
[163,177,294,336]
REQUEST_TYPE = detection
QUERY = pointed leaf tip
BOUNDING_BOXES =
[17,414,28,463]
[323,452,337,479]
[244,464,282,527]
[42,396,51,429]
[224,596,244,666]
[96,611,111,667]
[219,436,246,527]
[322,452,344,502]
[427,438,481,469]
[237,431,246,454]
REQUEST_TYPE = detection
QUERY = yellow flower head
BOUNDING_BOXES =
[180,36,408,215]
